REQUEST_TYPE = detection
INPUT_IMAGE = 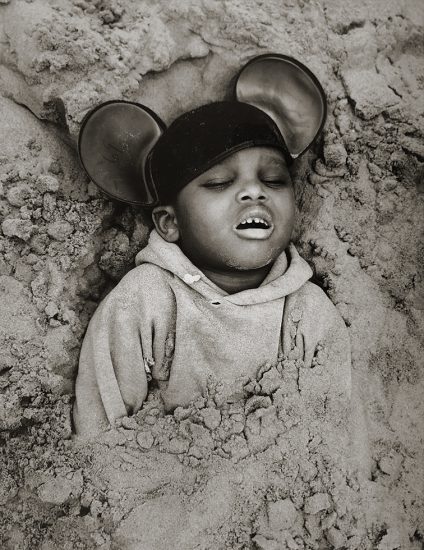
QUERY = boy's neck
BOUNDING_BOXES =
[201,265,272,294]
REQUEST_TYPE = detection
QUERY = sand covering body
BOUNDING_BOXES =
[74,230,351,436]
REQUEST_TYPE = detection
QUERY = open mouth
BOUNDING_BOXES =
[234,214,273,240]
[236,217,270,230]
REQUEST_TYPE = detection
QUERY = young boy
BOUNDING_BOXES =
[73,100,351,437]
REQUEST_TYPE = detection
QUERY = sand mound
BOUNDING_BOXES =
[2,359,410,549]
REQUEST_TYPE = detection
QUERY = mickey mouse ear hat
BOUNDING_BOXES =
[235,53,327,159]
[78,54,326,206]
[78,100,165,205]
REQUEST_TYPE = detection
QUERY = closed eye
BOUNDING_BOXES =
[202,179,233,189]
[261,179,286,188]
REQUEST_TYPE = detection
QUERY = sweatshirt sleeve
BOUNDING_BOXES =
[73,287,149,438]
[282,283,372,477]
[282,282,352,402]
[304,287,352,402]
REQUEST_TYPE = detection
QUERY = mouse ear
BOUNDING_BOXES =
[235,54,327,159]
[78,100,166,206]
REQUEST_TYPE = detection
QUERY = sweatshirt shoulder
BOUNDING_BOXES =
[283,282,350,364]
[121,263,173,288]
[101,263,174,307]
[287,281,344,325]
[290,280,331,305]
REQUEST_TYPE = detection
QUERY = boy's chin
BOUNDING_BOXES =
[228,259,275,271]
[222,251,282,272]
[227,244,289,271]
[184,240,289,273]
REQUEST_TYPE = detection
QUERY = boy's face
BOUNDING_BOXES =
[156,147,295,272]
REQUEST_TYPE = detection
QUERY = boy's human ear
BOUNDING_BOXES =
[152,205,180,242]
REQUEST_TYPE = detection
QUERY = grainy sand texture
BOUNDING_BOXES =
[0,1,423,549]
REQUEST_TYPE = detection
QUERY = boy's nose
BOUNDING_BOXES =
[236,181,267,203]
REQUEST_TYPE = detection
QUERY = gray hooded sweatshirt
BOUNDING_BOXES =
[73,230,351,437]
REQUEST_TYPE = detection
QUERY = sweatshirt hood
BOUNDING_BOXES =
[135,229,312,306]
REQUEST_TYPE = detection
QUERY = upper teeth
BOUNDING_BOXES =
[240,217,269,226]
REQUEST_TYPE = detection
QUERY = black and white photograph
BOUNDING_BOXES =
[0,1,423,548]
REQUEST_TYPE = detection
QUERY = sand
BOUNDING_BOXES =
[0,0,423,548]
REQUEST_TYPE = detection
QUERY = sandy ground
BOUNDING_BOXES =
[0,0,423,548]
